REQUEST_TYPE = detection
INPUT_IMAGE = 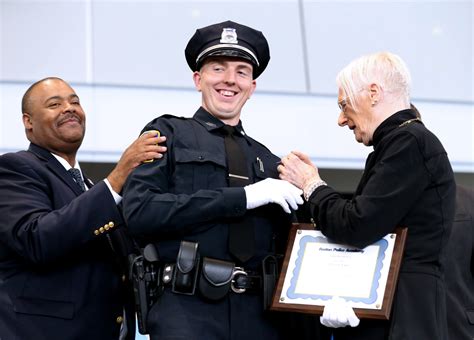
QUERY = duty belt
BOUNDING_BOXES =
[159,241,279,307]
[129,241,279,335]
[162,263,262,296]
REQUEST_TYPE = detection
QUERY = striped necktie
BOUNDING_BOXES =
[68,168,86,192]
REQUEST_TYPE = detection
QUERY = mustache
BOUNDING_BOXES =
[57,112,82,125]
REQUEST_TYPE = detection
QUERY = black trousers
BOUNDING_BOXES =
[147,290,283,340]
[147,289,335,340]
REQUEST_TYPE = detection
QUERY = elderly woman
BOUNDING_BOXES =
[278,52,456,340]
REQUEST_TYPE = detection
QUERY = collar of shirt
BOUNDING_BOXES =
[193,106,247,137]
[371,108,419,148]
[50,152,122,204]
[50,153,83,177]
[50,153,90,193]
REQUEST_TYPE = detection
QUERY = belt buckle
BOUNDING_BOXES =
[231,267,248,294]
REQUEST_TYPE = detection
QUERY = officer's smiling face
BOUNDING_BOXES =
[193,57,256,126]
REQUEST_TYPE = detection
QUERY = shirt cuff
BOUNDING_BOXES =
[104,178,122,205]
[222,187,247,217]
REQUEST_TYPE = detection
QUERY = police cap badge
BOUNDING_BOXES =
[185,20,270,79]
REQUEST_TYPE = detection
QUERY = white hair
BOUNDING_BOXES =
[336,51,411,111]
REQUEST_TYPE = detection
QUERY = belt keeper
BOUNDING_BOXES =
[262,255,279,310]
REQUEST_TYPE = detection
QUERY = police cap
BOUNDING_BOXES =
[185,20,270,79]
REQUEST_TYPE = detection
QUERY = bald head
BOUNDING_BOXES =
[21,77,65,114]
[21,77,86,164]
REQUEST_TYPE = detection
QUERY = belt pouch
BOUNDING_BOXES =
[172,241,200,295]
[198,257,234,301]
[262,255,278,310]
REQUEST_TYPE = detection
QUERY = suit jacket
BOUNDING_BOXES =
[0,143,135,340]
[445,186,474,340]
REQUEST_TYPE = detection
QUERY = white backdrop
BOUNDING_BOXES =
[1,0,473,173]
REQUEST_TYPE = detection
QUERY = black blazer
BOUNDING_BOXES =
[446,186,474,340]
[0,143,134,340]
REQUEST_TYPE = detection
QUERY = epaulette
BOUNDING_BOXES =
[141,114,191,132]
[158,113,189,120]
[244,134,275,154]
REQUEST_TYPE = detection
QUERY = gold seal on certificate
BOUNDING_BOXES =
[271,223,407,320]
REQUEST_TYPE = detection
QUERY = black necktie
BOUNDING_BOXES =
[68,168,86,192]
[221,125,255,263]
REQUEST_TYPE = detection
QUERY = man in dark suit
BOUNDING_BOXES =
[0,77,165,340]
[445,185,474,339]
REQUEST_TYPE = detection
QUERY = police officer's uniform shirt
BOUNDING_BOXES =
[122,107,292,268]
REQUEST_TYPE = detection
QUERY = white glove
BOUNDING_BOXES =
[320,296,360,328]
[244,178,303,214]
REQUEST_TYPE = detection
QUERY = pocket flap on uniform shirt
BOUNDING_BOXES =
[252,154,280,180]
[466,309,474,324]
[13,297,74,319]
[175,148,226,168]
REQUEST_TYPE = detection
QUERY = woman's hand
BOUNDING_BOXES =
[277,151,321,190]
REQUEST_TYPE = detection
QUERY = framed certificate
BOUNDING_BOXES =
[271,223,407,320]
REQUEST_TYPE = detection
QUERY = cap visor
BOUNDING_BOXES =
[202,49,256,66]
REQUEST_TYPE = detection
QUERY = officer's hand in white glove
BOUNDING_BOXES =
[320,296,360,328]
[244,178,303,214]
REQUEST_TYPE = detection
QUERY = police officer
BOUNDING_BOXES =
[122,21,303,340]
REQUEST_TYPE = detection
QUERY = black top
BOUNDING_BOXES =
[308,108,456,339]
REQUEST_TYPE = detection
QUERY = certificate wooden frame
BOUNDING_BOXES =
[270,223,407,320]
